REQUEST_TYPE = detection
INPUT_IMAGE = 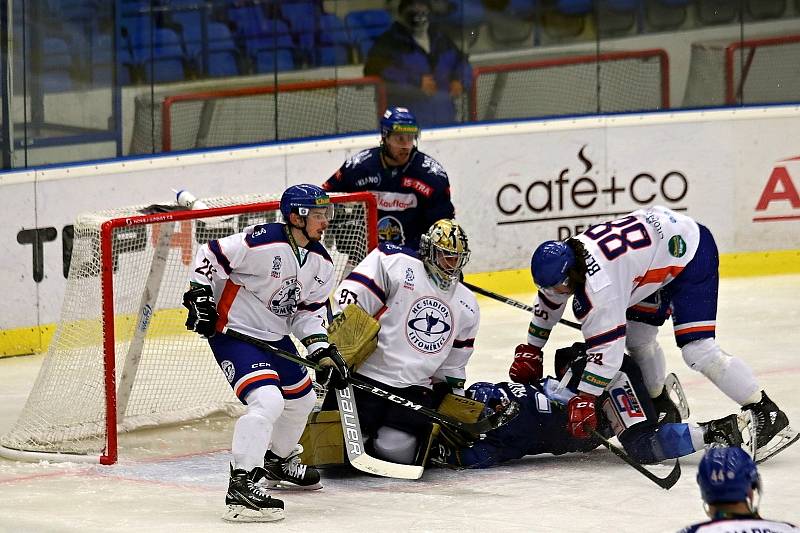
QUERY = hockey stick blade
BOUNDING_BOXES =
[336,385,424,479]
[590,429,681,490]
[224,329,518,439]
[462,281,581,330]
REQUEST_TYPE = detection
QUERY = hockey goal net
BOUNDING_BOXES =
[683,33,800,107]
[130,77,387,154]
[470,49,669,121]
[0,192,377,464]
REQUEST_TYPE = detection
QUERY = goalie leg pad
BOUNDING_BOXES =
[373,426,418,464]
[297,410,345,467]
[437,393,484,424]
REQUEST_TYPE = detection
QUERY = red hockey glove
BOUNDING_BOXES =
[508,344,543,384]
[567,393,598,439]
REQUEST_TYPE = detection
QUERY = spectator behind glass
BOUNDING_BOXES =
[364,0,472,127]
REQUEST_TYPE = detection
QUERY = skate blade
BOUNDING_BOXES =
[755,425,800,464]
[260,479,323,491]
[222,505,285,522]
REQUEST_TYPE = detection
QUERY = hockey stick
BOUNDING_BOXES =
[462,281,582,330]
[590,428,681,490]
[224,329,518,440]
[335,384,424,479]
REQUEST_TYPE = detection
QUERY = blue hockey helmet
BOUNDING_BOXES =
[466,382,510,418]
[530,240,576,288]
[697,447,761,505]
[380,106,420,139]
[279,184,332,221]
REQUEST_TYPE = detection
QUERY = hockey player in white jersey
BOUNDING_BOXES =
[511,206,797,462]
[678,446,798,532]
[330,219,479,465]
[182,184,349,522]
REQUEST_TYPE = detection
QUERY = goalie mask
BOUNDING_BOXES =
[419,219,470,291]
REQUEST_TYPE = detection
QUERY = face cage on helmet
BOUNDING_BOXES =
[425,244,470,289]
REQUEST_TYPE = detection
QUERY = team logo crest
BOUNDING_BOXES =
[270,278,302,316]
[378,216,406,245]
[406,297,453,354]
[220,360,236,383]
[668,235,687,257]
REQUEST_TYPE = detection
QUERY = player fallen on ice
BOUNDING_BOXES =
[431,342,754,469]
[321,219,478,467]
[182,184,349,522]
[511,205,797,463]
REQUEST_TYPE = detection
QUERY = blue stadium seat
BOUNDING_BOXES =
[439,0,486,27]
[280,1,319,55]
[344,9,391,60]
[142,27,187,83]
[206,22,241,77]
[556,0,593,15]
[506,0,538,18]
[41,37,73,91]
[253,49,295,73]
[315,13,351,66]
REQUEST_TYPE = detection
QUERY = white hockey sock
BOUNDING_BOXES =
[268,390,317,458]
[681,339,760,405]
[688,423,706,451]
[626,322,666,397]
[373,426,418,464]
[232,385,284,471]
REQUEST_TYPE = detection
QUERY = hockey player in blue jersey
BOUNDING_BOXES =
[322,106,455,250]
[431,342,752,469]
[678,447,798,532]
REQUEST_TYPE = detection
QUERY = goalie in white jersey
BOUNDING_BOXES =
[182,184,349,522]
[330,219,480,465]
[510,206,796,463]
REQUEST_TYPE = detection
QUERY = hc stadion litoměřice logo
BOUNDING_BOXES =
[405,297,453,354]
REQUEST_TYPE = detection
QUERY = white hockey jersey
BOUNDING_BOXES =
[527,206,701,396]
[678,517,799,532]
[334,243,480,391]
[189,222,334,353]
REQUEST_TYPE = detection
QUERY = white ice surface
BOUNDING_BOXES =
[0,274,798,532]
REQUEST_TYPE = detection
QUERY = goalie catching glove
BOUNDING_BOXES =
[182,284,218,338]
[308,345,350,390]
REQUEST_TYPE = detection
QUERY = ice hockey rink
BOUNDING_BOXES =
[0,274,797,533]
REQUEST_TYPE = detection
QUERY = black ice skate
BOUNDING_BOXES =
[652,386,681,425]
[223,465,285,523]
[262,445,322,490]
[742,391,799,463]
[701,414,744,447]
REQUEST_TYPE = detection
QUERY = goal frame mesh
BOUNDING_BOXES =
[159,77,387,152]
[470,48,670,121]
[0,192,377,464]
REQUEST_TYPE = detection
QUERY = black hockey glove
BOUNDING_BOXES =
[182,284,218,338]
[308,344,350,390]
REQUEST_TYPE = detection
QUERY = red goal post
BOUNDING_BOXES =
[470,48,670,122]
[0,192,378,464]
[725,34,800,105]
[159,77,387,152]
